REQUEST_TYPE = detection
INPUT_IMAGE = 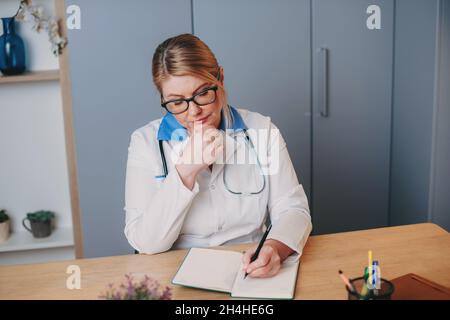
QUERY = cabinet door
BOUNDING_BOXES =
[193,0,312,199]
[312,0,394,234]
[66,0,192,257]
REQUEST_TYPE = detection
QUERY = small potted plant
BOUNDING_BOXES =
[0,209,11,243]
[99,274,172,300]
[22,210,55,238]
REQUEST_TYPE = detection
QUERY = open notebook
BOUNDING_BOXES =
[172,248,300,299]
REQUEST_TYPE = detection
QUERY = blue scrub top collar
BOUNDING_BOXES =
[157,105,247,141]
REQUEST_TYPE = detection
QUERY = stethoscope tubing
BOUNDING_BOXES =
[157,129,266,195]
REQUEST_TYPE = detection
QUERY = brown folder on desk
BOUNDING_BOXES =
[390,273,450,300]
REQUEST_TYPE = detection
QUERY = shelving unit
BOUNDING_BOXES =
[0,227,74,253]
[0,0,83,264]
[0,70,60,84]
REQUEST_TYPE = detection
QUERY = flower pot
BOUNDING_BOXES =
[0,17,26,75]
[0,220,10,243]
[22,218,52,238]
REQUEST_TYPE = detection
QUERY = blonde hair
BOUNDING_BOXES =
[152,33,233,129]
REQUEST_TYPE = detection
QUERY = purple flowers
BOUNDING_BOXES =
[99,274,172,300]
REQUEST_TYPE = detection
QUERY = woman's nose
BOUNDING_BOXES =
[187,101,202,117]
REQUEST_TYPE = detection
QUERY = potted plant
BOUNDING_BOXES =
[99,274,172,300]
[22,210,55,238]
[0,209,11,243]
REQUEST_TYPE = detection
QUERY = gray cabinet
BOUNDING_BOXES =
[66,0,446,257]
[311,0,394,233]
[193,0,312,200]
[431,0,450,232]
[390,0,440,228]
[194,0,394,234]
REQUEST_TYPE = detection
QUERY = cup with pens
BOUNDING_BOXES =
[339,250,395,300]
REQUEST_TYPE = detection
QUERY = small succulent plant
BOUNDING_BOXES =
[0,209,9,223]
[26,210,55,222]
[99,274,172,300]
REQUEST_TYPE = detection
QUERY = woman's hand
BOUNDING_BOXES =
[175,123,224,190]
[242,239,295,278]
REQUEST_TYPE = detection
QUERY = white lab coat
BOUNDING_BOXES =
[124,107,312,257]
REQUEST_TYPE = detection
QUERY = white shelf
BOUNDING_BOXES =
[0,226,74,253]
[0,70,60,84]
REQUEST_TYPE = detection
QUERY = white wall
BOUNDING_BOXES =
[0,83,73,233]
[0,0,74,263]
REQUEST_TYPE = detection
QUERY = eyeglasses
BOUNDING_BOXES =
[161,85,218,115]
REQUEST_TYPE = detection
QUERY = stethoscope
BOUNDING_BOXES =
[157,128,266,195]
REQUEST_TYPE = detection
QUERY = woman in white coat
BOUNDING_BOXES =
[124,34,312,278]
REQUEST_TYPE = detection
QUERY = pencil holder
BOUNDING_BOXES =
[346,276,395,300]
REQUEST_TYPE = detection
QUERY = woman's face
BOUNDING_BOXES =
[160,71,224,133]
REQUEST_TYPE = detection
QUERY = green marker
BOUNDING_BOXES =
[360,267,369,298]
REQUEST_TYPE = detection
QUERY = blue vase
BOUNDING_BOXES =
[0,17,26,75]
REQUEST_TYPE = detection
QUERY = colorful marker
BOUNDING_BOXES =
[338,270,357,293]
[368,250,373,285]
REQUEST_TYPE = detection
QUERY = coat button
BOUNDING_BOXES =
[218,225,223,231]
[210,184,216,190]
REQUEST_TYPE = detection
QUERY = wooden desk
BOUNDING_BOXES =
[0,223,449,300]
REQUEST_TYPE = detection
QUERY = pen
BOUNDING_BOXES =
[244,224,272,279]
[338,270,357,294]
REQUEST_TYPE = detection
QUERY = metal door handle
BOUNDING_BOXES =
[318,47,329,117]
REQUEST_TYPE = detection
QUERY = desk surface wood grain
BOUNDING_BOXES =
[1,223,449,300]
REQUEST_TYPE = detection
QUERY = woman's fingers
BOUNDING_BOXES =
[242,249,255,270]
[213,144,224,162]
[245,246,282,278]
[246,246,272,272]
[249,254,281,278]
[203,128,222,145]
[203,128,224,164]
[181,125,222,165]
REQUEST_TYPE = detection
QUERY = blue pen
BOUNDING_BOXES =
[372,260,380,292]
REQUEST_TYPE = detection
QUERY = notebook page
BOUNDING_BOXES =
[172,248,243,293]
[230,255,300,299]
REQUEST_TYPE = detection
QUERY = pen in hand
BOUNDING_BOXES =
[244,224,272,279]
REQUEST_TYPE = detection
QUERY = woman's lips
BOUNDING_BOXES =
[193,114,210,124]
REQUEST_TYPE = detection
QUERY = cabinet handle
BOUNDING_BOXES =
[318,47,329,117]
